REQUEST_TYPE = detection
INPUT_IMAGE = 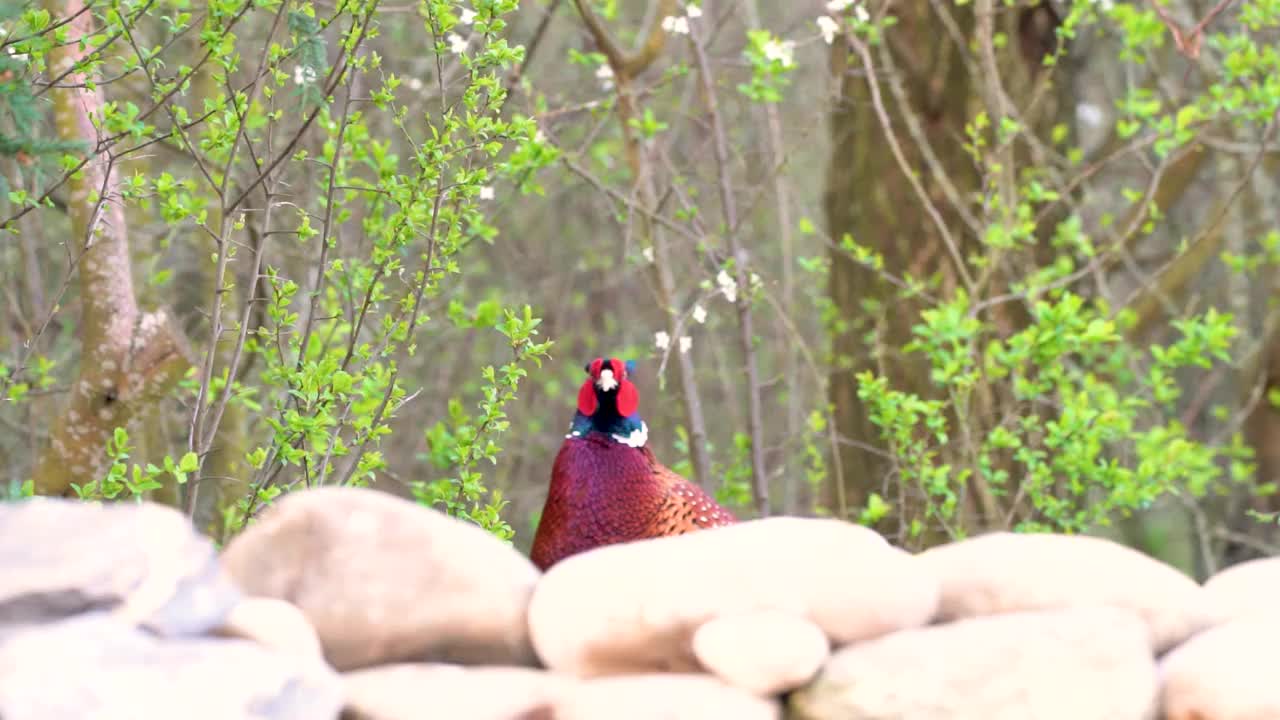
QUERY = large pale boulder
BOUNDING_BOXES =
[528,516,938,676]
[220,486,540,671]
[1201,556,1280,625]
[0,498,239,636]
[341,663,574,720]
[552,673,779,720]
[691,609,828,695]
[917,531,1205,651]
[1159,615,1280,720]
[213,596,323,659]
[0,613,342,720]
[789,607,1158,720]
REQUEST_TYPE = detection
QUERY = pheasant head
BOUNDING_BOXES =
[568,356,648,447]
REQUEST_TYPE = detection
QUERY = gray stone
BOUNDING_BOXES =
[0,498,240,636]
[220,486,540,671]
[528,517,937,677]
[917,531,1206,652]
[789,607,1158,720]
[341,663,573,720]
[214,597,324,659]
[1159,615,1280,720]
[691,609,829,695]
[552,673,780,720]
[1201,556,1280,625]
[0,613,343,719]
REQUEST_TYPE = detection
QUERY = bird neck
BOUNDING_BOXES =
[569,410,648,448]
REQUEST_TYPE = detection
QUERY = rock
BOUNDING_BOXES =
[789,607,1158,720]
[691,609,829,695]
[917,531,1204,652]
[552,673,779,720]
[220,486,540,671]
[1201,556,1280,625]
[341,663,573,720]
[528,516,937,676]
[1159,615,1280,720]
[0,497,240,636]
[0,612,343,720]
[214,596,323,659]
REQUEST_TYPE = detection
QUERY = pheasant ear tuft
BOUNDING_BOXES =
[577,380,598,416]
[616,378,639,417]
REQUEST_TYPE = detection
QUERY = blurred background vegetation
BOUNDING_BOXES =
[3,0,1280,579]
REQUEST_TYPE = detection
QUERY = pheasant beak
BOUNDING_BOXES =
[596,368,619,392]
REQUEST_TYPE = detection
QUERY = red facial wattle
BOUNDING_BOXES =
[577,380,598,416]
[616,378,638,417]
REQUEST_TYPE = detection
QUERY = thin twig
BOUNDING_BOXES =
[688,1,768,516]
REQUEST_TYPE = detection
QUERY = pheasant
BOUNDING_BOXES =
[529,356,738,571]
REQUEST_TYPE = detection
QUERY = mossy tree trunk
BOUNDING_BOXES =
[31,0,191,494]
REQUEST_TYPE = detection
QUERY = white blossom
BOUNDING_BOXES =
[447,33,468,54]
[407,76,424,91]
[293,65,318,85]
[716,269,738,303]
[459,7,476,24]
[478,185,494,200]
[762,38,796,67]
[596,63,615,90]
[654,330,671,350]
[679,336,693,354]
[1075,103,1105,128]
[826,0,853,11]
[853,4,870,22]
[642,246,655,263]
[817,15,839,44]
[685,3,703,18]
[661,15,690,34]
[692,304,707,324]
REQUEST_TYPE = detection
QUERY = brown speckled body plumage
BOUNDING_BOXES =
[530,431,737,571]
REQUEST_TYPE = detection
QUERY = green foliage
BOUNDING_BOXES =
[0,0,82,175]
[815,0,1280,545]
[71,427,199,502]
[1,354,53,404]
[412,306,552,541]
[0,0,558,542]
[856,288,1248,538]
[712,432,756,507]
[203,0,556,537]
[1,477,32,502]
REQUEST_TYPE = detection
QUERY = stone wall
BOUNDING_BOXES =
[0,487,1274,719]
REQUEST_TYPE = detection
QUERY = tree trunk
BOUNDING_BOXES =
[31,0,191,494]
[823,4,978,539]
